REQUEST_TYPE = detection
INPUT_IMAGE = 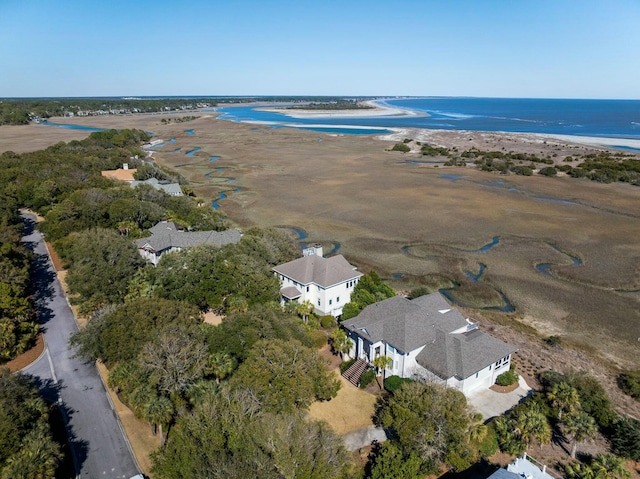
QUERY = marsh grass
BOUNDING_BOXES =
[9,114,637,366]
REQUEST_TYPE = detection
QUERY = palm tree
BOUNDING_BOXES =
[227,295,248,313]
[371,355,393,379]
[208,351,236,384]
[564,410,597,459]
[329,328,353,360]
[296,300,314,323]
[513,403,551,447]
[564,461,596,479]
[468,413,488,443]
[590,454,631,479]
[145,395,174,446]
[547,382,580,420]
[2,426,62,479]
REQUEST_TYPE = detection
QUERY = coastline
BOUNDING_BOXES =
[255,98,424,119]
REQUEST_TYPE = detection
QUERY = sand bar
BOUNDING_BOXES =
[256,99,424,119]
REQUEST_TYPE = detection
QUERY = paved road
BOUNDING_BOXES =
[21,213,140,479]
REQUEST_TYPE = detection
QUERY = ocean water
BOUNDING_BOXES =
[216,98,640,139]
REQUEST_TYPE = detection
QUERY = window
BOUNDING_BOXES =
[476,372,479,378]
[329,299,332,305]
[336,296,340,303]
[306,286,309,292]
[317,299,321,306]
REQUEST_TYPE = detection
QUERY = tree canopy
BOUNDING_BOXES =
[373,381,473,475]
[0,370,61,478]
[230,339,340,414]
[341,271,395,320]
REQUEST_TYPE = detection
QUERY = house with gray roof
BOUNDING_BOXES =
[341,292,517,395]
[272,245,363,317]
[136,221,242,266]
[131,177,183,196]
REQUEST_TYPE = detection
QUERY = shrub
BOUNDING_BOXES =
[476,420,499,458]
[339,358,356,374]
[617,370,640,400]
[391,143,410,153]
[545,335,562,347]
[359,369,376,388]
[496,369,519,386]
[539,166,558,176]
[320,315,335,329]
[383,375,413,393]
[610,416,640,461]
[309,329,327,349]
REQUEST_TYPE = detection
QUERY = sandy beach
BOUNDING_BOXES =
[256,99,423,119]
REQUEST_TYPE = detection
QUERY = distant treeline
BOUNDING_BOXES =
[288,99,374,110]
[0,96,378,125]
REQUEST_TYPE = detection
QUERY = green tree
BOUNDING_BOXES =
[0,370,61,478]
[230,339,340,414]
[330,328,353,360]
[371,355,393,378]
[512,402,552,448]
[145,395,174,446]
[63,228,145,312]
[547,382,580,420]
[204,305,314,363]
[341,271,395,320]
[610,416,640,461]
[564,410,597,459]
[208,351,236,384]
[374,381,473,474]
[368,441,423,479]
[590,454,631,479]
[70,298,200,365]
[152,389,351,479]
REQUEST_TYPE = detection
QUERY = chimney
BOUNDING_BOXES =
[303,243,323,257]
[123,163,129,170]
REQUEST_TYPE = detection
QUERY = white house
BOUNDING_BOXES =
[341,293,517,395]
[488,454,556,479]
[272,245,363,317]
[136,221,242,266]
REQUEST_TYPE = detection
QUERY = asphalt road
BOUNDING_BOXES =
[20,213,140,479]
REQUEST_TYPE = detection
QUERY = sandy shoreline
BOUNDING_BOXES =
[255,99,424,119]
[379,127,640,150]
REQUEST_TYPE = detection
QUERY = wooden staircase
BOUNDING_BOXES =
[342,358,369,387]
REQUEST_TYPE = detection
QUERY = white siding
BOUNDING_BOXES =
[277,275,359,317]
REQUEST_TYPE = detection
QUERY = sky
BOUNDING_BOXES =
[1,0,639,99]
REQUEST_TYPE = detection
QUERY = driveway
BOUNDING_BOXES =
[20,213,141,479]
[467,376,533,420]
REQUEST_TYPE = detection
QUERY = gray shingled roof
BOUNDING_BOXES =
[272,254,362,288]
[342,294,469,353]
[136,221,241,252]
[280,286,301,299]
[131,177,183,196]
[415,327,517,380]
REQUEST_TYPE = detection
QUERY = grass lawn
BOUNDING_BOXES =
[308,371,378,435]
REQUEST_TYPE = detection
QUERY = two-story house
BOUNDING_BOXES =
[341,292,517,395]
[272,245,363,317]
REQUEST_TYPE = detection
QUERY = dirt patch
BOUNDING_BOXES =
[202,310,224,326]
[2,333,45,372]
[317,343,342,371]
[45,241,64,271]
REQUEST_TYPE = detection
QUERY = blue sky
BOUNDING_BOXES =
[1,0,639,98]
